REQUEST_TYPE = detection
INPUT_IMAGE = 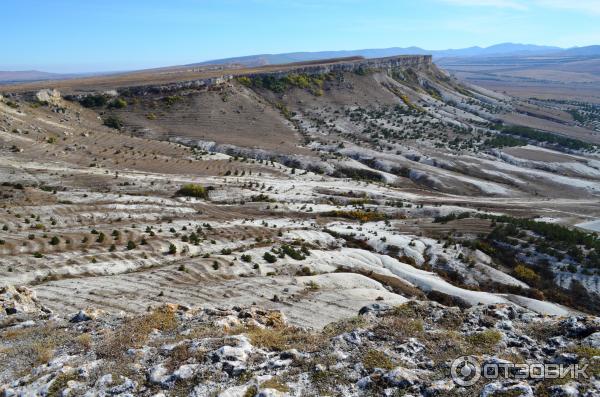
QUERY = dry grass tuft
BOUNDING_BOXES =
[466,329,502,353]
[246,326,325,352]
[75,333,93,350]
[47,372,78,397]
[372,316,424,340]
[97,306,178,358]
[361,349,395,370]
[322,316,367,338]
[260,376,291,392]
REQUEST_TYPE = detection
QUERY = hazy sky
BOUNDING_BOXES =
[3,0,599,73]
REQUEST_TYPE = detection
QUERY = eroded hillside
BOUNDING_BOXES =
[1,56,599,396]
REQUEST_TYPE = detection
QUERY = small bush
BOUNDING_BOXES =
[176,184,208,199]
[96,232,105,243]
[514,264,540,283]
[281,244,305,260]
[75,333,93,350]
[304,280,320,290]
[103,115,123,130]
[263,252,277,263]
[108,98,127,109]
[162,95,183,106]
[237,76,252,86]
[79,94,108,108]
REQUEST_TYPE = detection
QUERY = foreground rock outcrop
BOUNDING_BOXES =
[1,293,598,396]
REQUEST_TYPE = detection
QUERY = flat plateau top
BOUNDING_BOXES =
[1,55,431,93]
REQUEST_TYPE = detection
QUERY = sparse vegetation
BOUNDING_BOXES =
[103,115,123,130]
[176,184,209,199]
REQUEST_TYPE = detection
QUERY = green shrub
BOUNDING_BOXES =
[79,94,108,108]
[103,115,123,130]
[281,244,305,260]
[237,76,252,86]
[514,264,540,283]
[162,95,183,106]
[108,98,127,109]
[176,184,208,199]
[263,252,277,263]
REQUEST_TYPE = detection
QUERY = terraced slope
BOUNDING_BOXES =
[1,55,600,328]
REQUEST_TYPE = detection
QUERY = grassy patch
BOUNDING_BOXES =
[466,329,502,353]
[47,372,78,397]
[260,377,290,392]
[245,326,325,352]
[361,349,395,370]
[97,306,177,358]
[322,316,367,337]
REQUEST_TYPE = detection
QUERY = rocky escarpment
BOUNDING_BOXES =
[1,291,598,397]
[243,55,433,80]
[67,55,433,97]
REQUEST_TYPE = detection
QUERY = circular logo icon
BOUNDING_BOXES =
[451,356,481,386]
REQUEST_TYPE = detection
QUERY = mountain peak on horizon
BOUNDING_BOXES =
[193,43,567,68]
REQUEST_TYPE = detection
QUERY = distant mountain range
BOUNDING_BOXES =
[0,70,113,85]
[193,43,600,68]
[0,70,75,84]
[555,45,600,57]
[2,43,600,84]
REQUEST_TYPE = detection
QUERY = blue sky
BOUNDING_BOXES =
[2,0,599,73]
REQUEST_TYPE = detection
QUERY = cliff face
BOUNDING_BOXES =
[244,55,433,79]
[116,55,433,95]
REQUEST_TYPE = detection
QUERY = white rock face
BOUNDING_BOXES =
[0,285,46,317]
[35,89,62,105]
[481,381,534,397]
[583,332,600,348]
